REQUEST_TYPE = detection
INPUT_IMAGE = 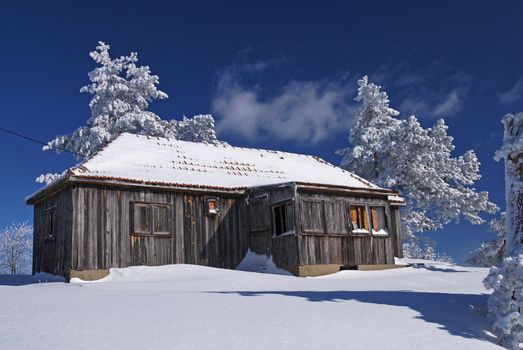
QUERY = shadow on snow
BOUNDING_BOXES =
[410,264,469,273]
[0,273,65,286]
[208,289,496,344]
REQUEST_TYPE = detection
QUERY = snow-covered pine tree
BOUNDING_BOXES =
[484,113,523,349]
[467,213,505,267]
[42,42,221,162]
[338,76,498,257]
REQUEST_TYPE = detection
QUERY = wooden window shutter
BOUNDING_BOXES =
[361,207,369,230]
[250,197,270,232]
[301,200,324,233]
[132,203,152,235]
[153,205,170,234]
[371,207,378,231]
[324,201,346,234]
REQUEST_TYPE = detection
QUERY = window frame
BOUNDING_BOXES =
[131,202,172,237]
[271,199,295,237]
[348,204,370,235]
[369,205,389,236]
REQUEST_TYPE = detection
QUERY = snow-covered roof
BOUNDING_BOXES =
[29,133,395,201]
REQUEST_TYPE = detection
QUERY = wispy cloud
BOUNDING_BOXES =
[498,78,523,104]
[211,57,470,144]
[372,63,469,119]
[399,88,465,118]
[433,90,464,116]
[212,59,357,144]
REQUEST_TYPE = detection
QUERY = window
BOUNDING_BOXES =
[349,205,369,234]
[272,201,294,236]
[370,206,388,235]
[44,207,56,241]
[132,203,171,235]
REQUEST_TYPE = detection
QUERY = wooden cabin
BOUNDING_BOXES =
[26,133,404,279]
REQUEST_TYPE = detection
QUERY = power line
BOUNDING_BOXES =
[0,127,87,158]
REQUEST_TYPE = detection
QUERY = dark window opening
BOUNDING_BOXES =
[44,207,56,241]
[272,202,294,237]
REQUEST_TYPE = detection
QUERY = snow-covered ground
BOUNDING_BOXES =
[0,261,502,350]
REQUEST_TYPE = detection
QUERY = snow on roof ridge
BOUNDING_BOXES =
[124,132,324,159]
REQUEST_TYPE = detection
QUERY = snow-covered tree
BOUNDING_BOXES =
[42,42,221,161]
[338,76,498,252]
[467,213,505,267]
[0,222,32,275]
[402,235,455,263]
[485,113,523,349]
[176,114,219,143]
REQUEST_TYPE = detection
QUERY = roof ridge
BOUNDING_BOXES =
[126,132,330,160]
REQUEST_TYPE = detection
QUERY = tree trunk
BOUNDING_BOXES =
[502,114,523,256]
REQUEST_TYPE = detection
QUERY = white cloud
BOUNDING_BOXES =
[212,62,357,144]
[399,89,465,118]
[433,90,464,116]
[498,78,523,104]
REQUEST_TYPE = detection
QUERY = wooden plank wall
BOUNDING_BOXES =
[389,207,404,258]
[33,187,73,276]
[70,184,248,271]
[296,189,398,267]
[33,182,402,276]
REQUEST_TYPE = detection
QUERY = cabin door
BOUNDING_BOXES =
[248,196,272,256]
[130,202,174,266]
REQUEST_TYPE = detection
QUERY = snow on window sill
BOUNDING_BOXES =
[372,229,389,236]
[350,229,369,235]
[273,229,295,238]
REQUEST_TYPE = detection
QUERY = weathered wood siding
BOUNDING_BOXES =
[296,189,400,267]
[389,206,404,258]
[32,187,73,276]
[31,180,402,277]
[70,184,248,271]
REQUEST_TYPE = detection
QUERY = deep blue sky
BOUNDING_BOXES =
[0,0,521,263]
